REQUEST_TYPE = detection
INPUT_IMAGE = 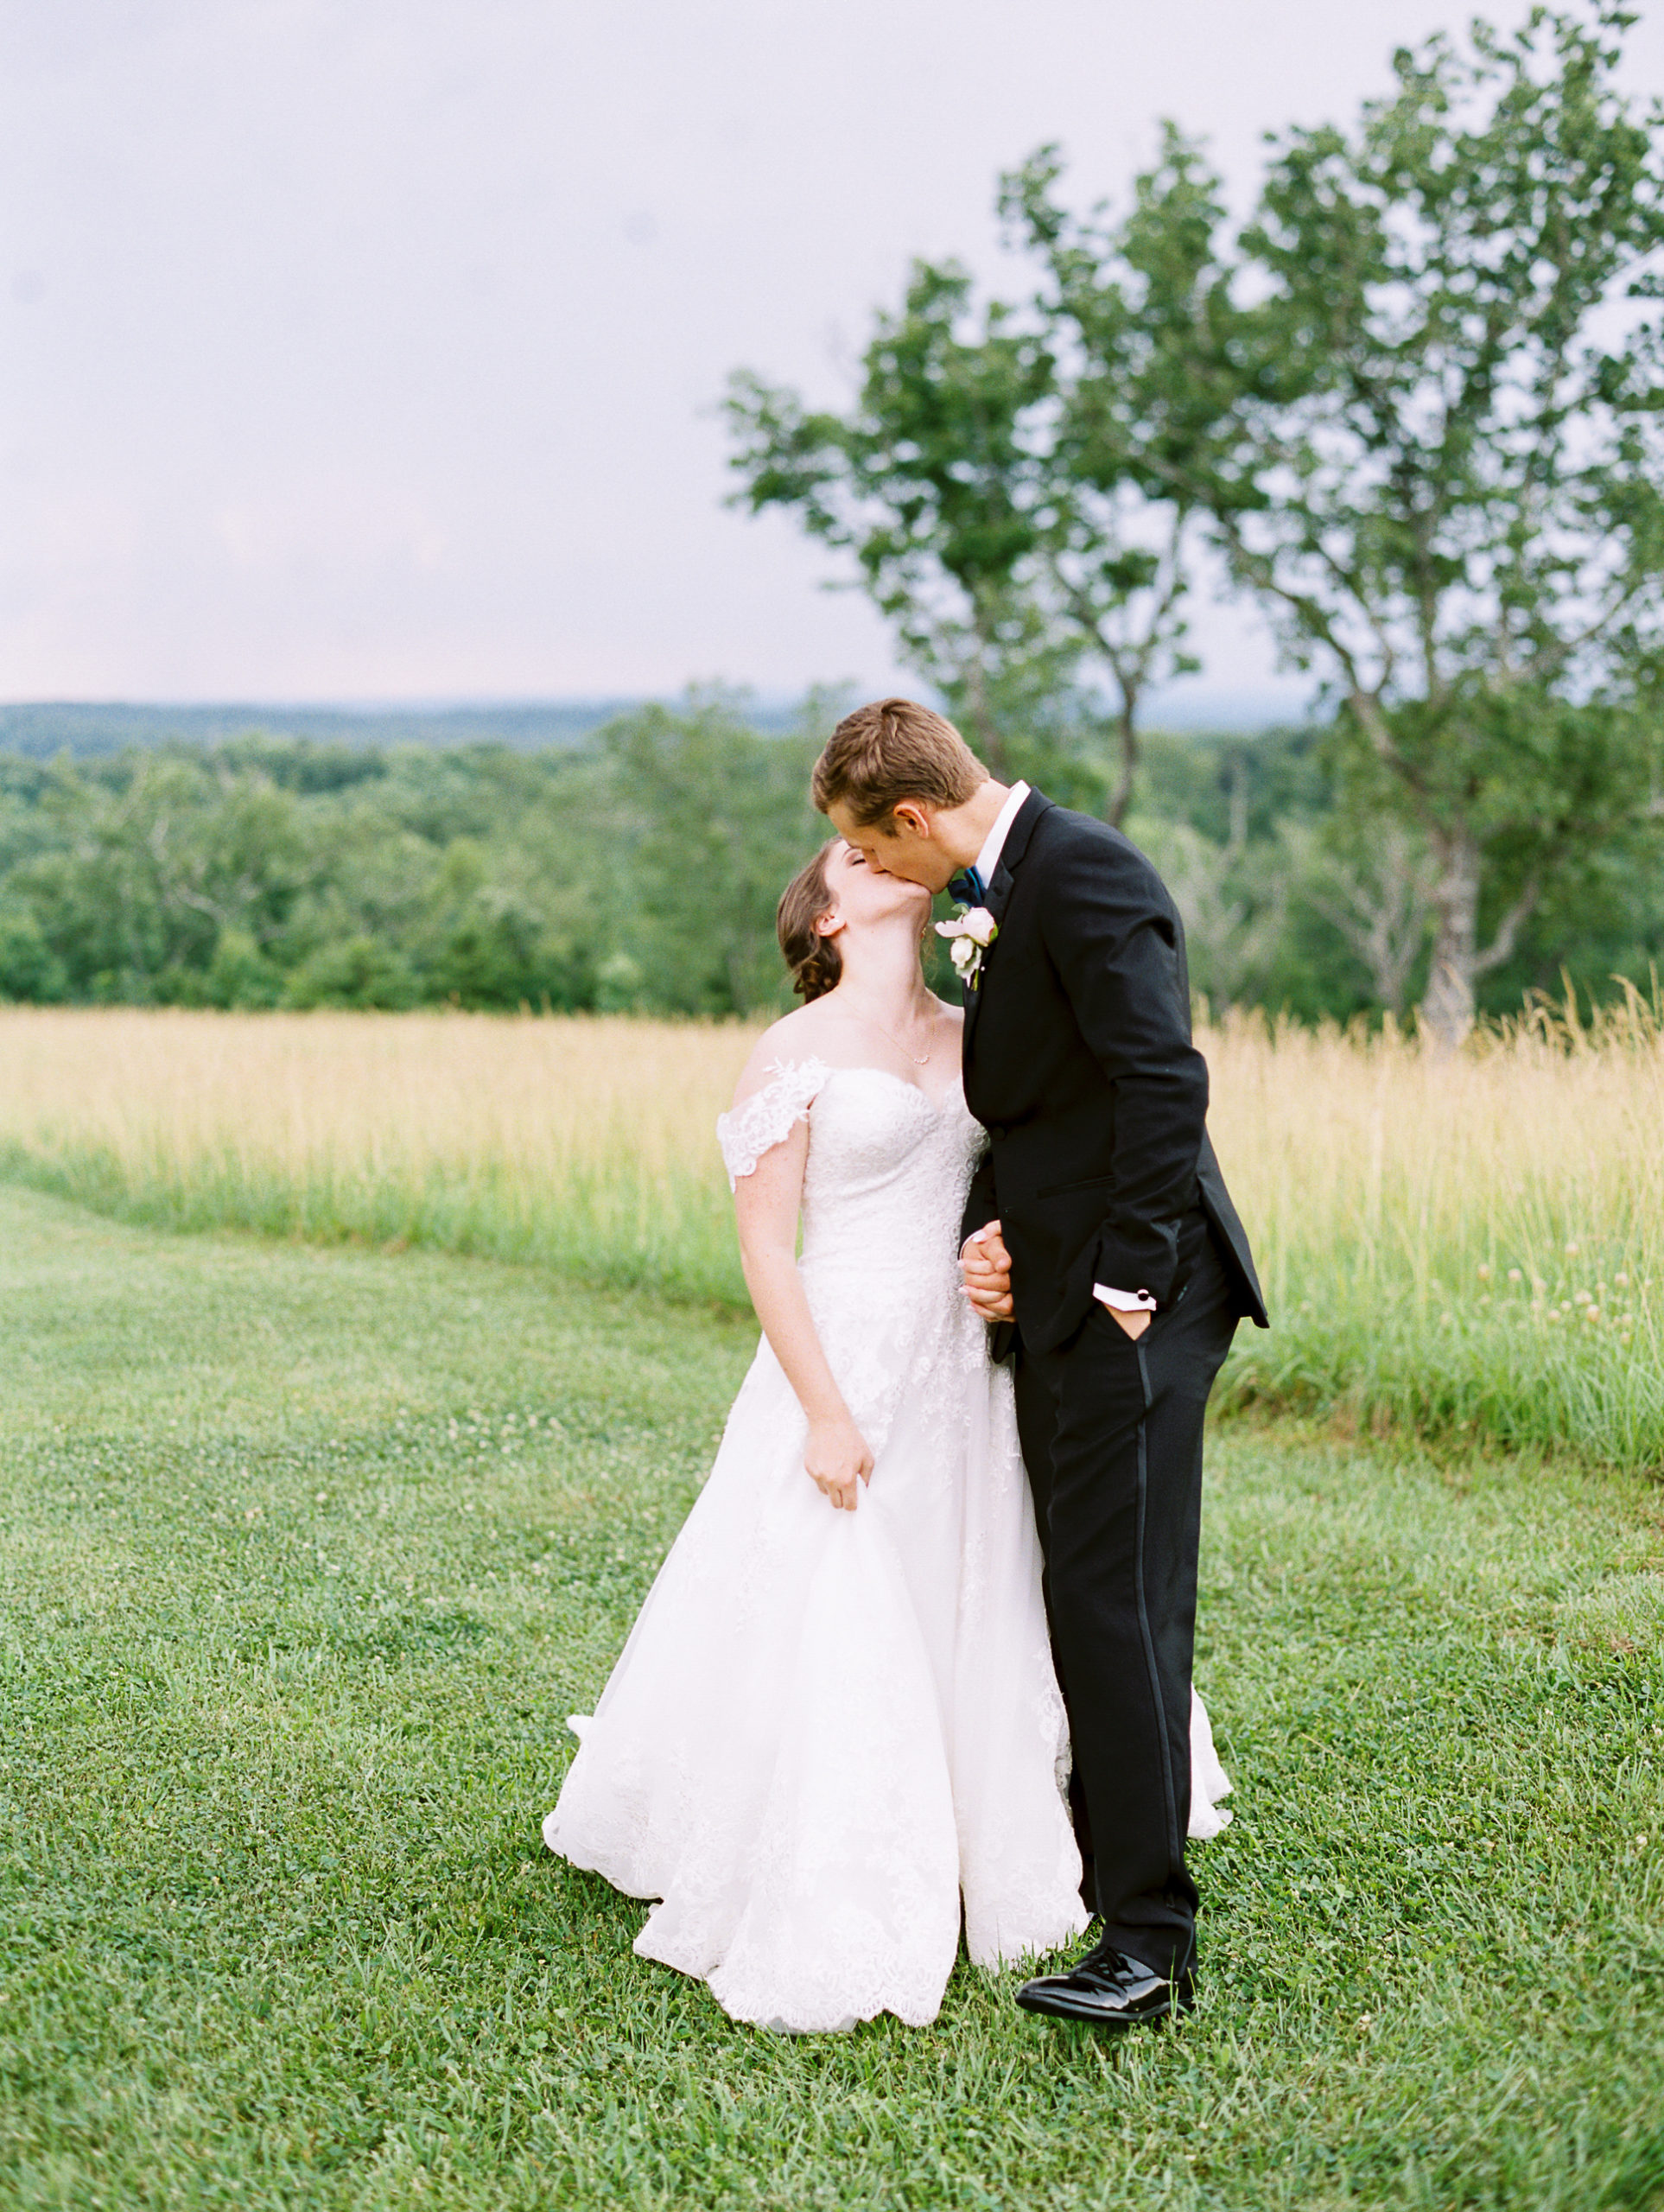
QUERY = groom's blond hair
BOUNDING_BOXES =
[812,697,988,828]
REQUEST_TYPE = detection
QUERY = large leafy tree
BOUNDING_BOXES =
[725,263,1055,781]
[749,3,1664,1027]
[998,128,1248,821]
[724,168,1234,819]
[1186,3,1664,1041]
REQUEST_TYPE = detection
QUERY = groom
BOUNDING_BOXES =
[814,697,1267,2029]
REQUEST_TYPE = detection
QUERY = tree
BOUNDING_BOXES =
[724,162,1235,821]
[1283,816,1433,1017]
[725,263,1055,780]
[602,696,823,1015]
[13,752,314,1001]
[1177,2,1664,1043]
[999,130,1248,822]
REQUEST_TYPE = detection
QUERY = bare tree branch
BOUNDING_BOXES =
[1470,873,1542,978]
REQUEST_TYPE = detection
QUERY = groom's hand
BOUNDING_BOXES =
[961,1223,1013,1320]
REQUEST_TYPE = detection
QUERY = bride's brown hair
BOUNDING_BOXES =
[777,841,842,1002]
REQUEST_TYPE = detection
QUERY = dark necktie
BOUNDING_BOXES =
[948,864,988,906]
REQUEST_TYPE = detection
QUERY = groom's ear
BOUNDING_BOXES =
[888,801,933,842]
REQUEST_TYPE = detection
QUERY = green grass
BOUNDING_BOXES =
[0,1135,750,1310]
[10,1127,1664,1482]
[6,1004,1664,1477]
[2,1185,1662,2211]
[1216,1260,1664,1475]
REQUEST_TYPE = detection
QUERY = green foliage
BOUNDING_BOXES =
[1017,3,1664,1041]
[2,1185,1661,2209]
[2,702,1661,1021]
[282,935,421,1012]
[0,902,65,1003]
[725,210,1221,815]
[0,702,827,1019]
[727,266,1067,783]
[601,698,823,1015]
[1235,3,1664,1041]
[730,4,1664,1033]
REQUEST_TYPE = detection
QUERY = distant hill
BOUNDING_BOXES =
[0,698,800,762]
[0,684,1311,762]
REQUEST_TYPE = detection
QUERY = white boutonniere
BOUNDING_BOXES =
[935,905,998,990]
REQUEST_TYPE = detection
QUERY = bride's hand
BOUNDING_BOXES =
[961,1221,1014,1319]
[804,1414,874,1511]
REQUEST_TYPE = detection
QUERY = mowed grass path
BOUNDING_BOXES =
[2,1186,1661,2212]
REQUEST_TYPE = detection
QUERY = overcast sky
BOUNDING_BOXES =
[7,0,1664,709]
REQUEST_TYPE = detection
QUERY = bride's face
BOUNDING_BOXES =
[820,839,930,939]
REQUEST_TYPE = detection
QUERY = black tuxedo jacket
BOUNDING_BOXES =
[958,788,1268,1357]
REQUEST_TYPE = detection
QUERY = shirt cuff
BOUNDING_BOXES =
[1094,1284,1157,1313]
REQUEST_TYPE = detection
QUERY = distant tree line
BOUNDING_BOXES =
[2,696,1659,1022]
[8,6,1664,1031]
[0,701,819,1019]
[727,3,1664,1041]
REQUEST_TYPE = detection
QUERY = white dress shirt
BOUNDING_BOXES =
[971,779,1031,886]
[969,780,1155,1317]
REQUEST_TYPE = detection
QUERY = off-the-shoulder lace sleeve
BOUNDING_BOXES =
[715,1057,830,1190]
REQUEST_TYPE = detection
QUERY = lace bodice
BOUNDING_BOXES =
[718,1058,983,1288]
[716,1057,988,1463]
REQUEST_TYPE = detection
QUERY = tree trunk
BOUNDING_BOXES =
[1418,827,1482,1051]
[1104,701,1138,827]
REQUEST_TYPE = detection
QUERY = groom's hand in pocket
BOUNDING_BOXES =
[961,1222,1014,1320]
[804,1413,874,1511]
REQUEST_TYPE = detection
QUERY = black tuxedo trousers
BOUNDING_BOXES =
[956,789,1265,1976]
[1012,1211,1238,1978]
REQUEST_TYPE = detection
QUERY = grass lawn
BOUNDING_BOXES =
[2,1182,1661,2211]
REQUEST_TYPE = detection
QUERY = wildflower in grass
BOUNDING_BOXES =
[1508,1268,1522,1283]
[1477,1263,1492,1281]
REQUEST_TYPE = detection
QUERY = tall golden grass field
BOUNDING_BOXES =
[2,1004,1660,1471]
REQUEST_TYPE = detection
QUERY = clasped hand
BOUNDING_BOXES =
[960,1221,1014,1319]
[960,1220,1150,1338]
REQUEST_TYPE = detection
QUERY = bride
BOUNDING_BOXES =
[543,837,1229,2033]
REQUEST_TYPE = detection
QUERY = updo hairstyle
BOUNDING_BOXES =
[777,840,842,1002]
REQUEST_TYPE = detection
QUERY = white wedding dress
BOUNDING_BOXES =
[543,1059,1231,2033]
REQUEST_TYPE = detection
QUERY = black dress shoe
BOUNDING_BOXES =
[1015,1940,1195,2027]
